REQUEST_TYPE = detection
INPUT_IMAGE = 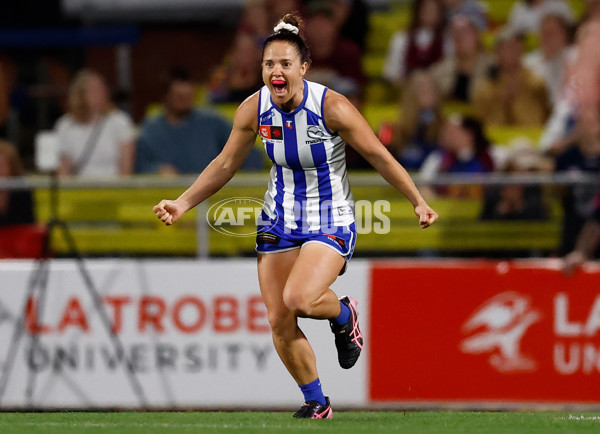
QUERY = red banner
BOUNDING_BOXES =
[369,260,600,403]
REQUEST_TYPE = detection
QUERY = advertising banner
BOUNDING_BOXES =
[0,259,369,408]
[369,260,600,404]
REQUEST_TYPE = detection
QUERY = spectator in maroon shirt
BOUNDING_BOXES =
[383,0,446,85]
[305,5,366,106]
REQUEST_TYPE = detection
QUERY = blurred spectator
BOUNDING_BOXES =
[266,0,306,26]
[136,71,263,174]
[562,189,600,274]
[524,13,573,105]
[324,0,371,51]
[507,0,573,34]
[481,140,550,220]
[391,71,443,169]
[136,71,231,175]
[383,0,446,85]
[555,138,600,255]
[209,31,263,103]
[305,5,365,103]
[442,0,487,31]
[472,29,550,126]
[420,114,494,198]
[55,69,136,177]
[430,14,494,104]
[237,0,271,42]
[0,140,33,227]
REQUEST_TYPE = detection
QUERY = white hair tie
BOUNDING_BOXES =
[273,22,299,35]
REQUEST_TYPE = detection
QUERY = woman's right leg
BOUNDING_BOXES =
[257,250,319,385]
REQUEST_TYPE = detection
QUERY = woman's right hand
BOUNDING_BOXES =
[153,199,186,225]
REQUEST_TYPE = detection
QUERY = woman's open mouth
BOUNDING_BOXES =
[272,79,287,96]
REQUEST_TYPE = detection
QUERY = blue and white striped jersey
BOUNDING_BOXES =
[257,80,354,231]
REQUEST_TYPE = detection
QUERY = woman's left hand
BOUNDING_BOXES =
[414,203,438,229]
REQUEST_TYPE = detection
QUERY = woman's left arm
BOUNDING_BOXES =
[324,90,438,228]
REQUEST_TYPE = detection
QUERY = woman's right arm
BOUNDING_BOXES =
[153,92,259,225]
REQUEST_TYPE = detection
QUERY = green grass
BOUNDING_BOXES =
[0,411,599,434]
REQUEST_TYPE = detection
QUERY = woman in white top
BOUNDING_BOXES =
[55,69,136,177]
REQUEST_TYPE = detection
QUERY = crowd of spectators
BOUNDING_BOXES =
[0,0,599,264]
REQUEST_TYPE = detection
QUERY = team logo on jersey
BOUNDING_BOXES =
[305,125,327,144]
[259,125,283,140]
[286,120,293,129]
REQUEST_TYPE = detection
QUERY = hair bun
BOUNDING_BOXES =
[278,12,304,36]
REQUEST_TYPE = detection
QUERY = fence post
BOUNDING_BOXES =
[196,202,209,258]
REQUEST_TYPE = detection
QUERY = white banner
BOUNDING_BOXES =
[0,259,368,408]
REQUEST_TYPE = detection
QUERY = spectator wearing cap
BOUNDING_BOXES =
[481,140,550,221]
[442,0,488,31]
[507,0,573,35]
[429,14,494,104]
[472,29,550,126]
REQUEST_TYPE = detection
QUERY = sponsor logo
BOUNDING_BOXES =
[259,126,283,141]
[460,292,541,373]
[306,125,326,140]
[260,111,274,123]
[285,120,293,129]
[207,197,278,237]
[257,233,280,245]
[336,206,353,216]
[324,234,346,249]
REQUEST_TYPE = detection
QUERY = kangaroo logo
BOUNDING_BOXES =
[460,292,541,373]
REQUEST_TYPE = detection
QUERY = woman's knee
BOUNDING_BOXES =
[282,285,313,317]
[267,308,296,338]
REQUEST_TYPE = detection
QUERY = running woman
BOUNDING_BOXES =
[153,13,438,419]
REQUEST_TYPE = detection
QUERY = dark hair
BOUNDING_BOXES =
[165,67,191,93]
[409,0,445,33]
[459,116,490,155]
[262,13,311,66]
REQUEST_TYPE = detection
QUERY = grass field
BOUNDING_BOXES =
[1,411,599,433]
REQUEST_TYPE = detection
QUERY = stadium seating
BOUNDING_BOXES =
[33,178,562,257]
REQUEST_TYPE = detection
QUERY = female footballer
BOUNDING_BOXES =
[153,13,438,419]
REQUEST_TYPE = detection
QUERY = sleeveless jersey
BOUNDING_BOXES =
[257,80,354,231]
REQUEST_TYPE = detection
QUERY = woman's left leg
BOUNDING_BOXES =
[282,242,345,319]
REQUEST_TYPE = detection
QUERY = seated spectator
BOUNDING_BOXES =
[305,5,365,104]
[391,71,443,169]
[507,0,573,34]
[430,14,494,104]
[472,29,551,126]
[55,69,136,177]
[327,0,371,52]
[136,71,264,175]
[555,136,600,255]
[383,0,446,85]
[209,31,263,103]
[442,0,487,31]
[524,12,573,105]
[0,140,33,227]
[562,189,600,274]
[266,0,306,26]
[237,0,270,42]
[420,114,494,198]
[481,140,550,220]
